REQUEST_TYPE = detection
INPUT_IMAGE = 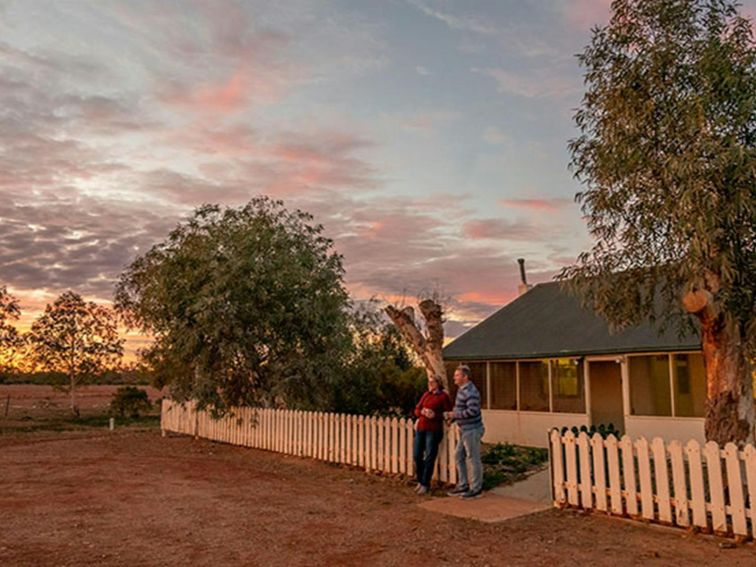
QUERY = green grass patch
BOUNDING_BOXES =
[481,443,548,490]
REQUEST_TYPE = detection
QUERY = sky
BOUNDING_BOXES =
[2,0,755,355]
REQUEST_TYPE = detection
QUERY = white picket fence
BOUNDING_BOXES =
[549,429,756,538]
[161,399,460,484]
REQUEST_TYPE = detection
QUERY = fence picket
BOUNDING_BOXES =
[744,445,756,539]
[591,433,607,512]
[685,440,707,530]
[652,438,672,524]
[669,440,689,527]
[382,418,390,472]
[398,419,406,475]
[390,418,398,474]
[577,433,592,509]
[620,435,637,516]
[724,442,747,537]
[606,435,623,515]
[161,399,756,540]
[434,426,449,482]
[550,429,566,506]
[369,416,377,471]
[705,441,727,534]
[448,425,458,486]
[564,431,579,506]
[356,415,363,467]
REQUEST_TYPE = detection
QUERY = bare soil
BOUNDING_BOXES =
[1,430,753,566]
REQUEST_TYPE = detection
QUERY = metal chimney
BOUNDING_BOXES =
[517,258,532,296]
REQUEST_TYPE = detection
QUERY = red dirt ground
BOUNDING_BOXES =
[1,430,753,566]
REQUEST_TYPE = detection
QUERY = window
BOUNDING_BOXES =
[519,360,549,412]
[629,355,672,416]
[466,362,488,409]
[673,353,706,417]
[490,362,516,410]
[551,358,585,413]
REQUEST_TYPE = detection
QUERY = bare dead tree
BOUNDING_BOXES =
[384,298,447,389]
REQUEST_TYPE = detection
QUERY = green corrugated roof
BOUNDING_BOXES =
[443,281,700,360]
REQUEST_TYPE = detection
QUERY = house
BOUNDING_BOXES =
[443,280,705,447]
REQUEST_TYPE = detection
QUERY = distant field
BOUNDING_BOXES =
[0,384,164,434]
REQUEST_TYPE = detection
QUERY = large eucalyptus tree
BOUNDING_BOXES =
[563,0,756,444]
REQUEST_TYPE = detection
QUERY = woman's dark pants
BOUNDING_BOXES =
[413,429,444,488]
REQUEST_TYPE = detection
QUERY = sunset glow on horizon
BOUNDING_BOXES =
[3,0,754,360]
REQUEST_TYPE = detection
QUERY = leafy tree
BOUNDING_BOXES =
[110,386,153,418]
[29,291,124,415]
[333,303,425,416]
[115,198,353,412]
[563,0,756,444]
[0,286,24,379]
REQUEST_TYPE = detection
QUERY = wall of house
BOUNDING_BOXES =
[450,350,710,448]
[625,416,705,444]
[481,410,589,448]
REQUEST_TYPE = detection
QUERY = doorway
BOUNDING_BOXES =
[588,360,625,433]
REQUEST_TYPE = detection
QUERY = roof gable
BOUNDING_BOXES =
[443,281,699,360]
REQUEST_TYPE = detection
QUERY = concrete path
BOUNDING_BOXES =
[418,468,553,523]
[491,468,552,503]
[418,492,551,523]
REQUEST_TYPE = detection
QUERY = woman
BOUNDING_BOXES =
[413,376,453,495]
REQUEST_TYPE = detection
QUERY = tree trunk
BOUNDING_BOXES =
[684,290,756,446]
[69,373,79,418]
[385,299,447,389]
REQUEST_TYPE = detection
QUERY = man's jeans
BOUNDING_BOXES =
[413,429,444,488]
[455,425,484,492]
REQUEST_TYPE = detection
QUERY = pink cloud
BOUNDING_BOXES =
[563,0,613,31]
[462,218,542,240]
[159,66,288,114]
[165,124,259,156]
[499,198,572,212]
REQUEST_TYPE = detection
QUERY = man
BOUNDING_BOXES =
[445,365,484,499]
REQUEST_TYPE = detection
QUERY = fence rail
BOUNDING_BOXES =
[161,399,459,484]
[550,429,756,538]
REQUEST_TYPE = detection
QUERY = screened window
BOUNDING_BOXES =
[629,355,672,416]
[551,358,585,413]
[490,362,516,410]
[673,353,706,417]
[519,360,549,412]
[466,362,488,409]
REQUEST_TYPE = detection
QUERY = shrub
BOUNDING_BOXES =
[110,386,152,418]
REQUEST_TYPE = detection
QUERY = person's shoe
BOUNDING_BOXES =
[461,489,483,500]
[414,483,423,493]
[446,486,468,497]
[416,485,429,496]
